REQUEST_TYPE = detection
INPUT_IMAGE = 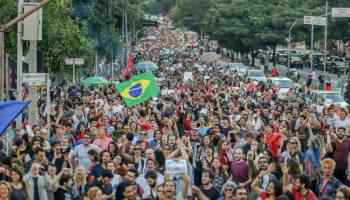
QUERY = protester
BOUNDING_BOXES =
[0,14,350,200]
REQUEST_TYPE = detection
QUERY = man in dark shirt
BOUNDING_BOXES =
[200,169,220,200]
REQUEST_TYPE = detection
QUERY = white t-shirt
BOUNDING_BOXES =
[334,116,350,129]
[72,144,101,170]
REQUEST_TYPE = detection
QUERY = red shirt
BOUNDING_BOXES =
[292,187,318,200]
[138,118,152,131]
[259,192,271,200]
[183,117,192,131]
[219,151,229,166]
[271,67,279,77]
[263,132,282,157]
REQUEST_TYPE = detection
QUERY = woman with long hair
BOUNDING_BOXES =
[218,140,230,171]
[85,187,103,200]
[252,174,282,200]
[211,157,228,192]
[72,166,87,200]
[54,172,73,200]
[75,123,87,142]
[335,187,350,200]
[196,135,211,160]
[0,181,11,200]
[9,168,27,200]
[107,142,118,159]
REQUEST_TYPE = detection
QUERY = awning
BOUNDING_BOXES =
[0,101,30,135]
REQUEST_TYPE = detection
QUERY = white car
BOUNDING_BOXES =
[269,77,300,99]
[228,63,248,76]
[310,90,349,108]
[247,70,267,83]
[269,77,294,94]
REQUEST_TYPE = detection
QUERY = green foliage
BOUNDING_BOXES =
[1,0,147,74]
[174,0,350,53]
[40,0,94,73]
[142,0,176,14]
[0,0,18,55]
[73,0,145,58]
[174,0,213,33]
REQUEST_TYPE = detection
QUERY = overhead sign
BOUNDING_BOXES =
[22,73,46,86]
[332,8,350,18]
[312,17,327,26]
[304,16,313,25]
[65,58,85,65]
[304,16,326,26]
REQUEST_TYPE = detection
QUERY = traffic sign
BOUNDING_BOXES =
[304,16,326,26]
[22,73,46,86]
[312,17,326,26]
[65,58,74,65]
[304,16,313,25]
[332,8,350,18]
[64,58,84,83]
[74,58,84,65]
[65,58,84,65]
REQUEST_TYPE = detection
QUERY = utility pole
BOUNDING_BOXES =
[324,0,328,75]
[27,0,40,126]
[0,32,4,100]
[310,24,314,70]
[28,43,39,124]
[95,52,98,75]
[17,0,23,102]
[125,0,129,63]
[5,53,9,99]
[73,61,76,83]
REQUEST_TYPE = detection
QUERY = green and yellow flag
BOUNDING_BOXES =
[116,73,160,107]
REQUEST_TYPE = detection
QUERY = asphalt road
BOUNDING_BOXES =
[257,60,344,83]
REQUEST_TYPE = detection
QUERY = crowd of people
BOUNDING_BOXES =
[1,16,350,200]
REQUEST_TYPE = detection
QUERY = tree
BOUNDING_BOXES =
[174,0,213,33]
[40,0,94,73]
[180,0,329,65]
[0,0,18,55]
[73,0,145,61]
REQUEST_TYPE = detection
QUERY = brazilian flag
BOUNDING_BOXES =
[116,73,160,107]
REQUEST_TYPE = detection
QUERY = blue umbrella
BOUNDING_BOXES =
[135,61,158,71]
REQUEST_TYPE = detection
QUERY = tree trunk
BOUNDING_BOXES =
[251,50,255,67]
[230,50,235,61]
[272,46,277,66]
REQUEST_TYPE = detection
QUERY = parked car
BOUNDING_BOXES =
[277,53,288,65]
[309,90,349,108]
[269,77,298,99]
[247,69,267,83]
[228,63,249,76]
[290,55,303,69]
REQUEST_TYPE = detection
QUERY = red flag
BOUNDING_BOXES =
[127,53,134,70]
[121,53,133,79]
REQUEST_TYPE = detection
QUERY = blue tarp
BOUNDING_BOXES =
[0,101,30,135]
